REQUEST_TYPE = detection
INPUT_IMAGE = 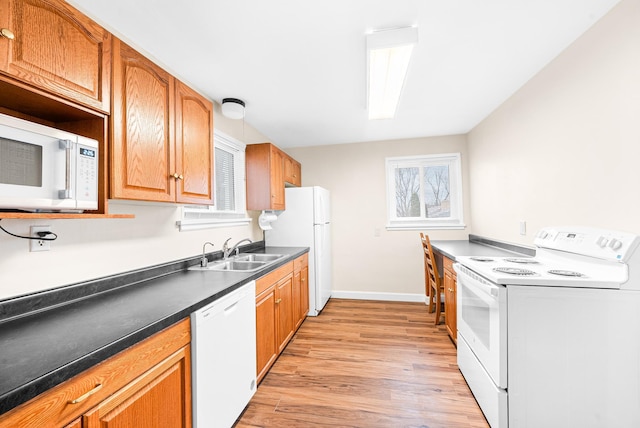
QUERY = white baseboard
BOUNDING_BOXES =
[330,290,427,303]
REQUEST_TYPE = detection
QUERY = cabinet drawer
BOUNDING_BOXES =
[443,256,456,276]
[293,253,308,272]
[0,319,190,428]
[256,261,293,295]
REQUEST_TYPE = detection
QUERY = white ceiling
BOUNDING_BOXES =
[68,0,621,148]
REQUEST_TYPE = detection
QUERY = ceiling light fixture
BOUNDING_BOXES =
[221,98,245,119]
[366,26,418,120]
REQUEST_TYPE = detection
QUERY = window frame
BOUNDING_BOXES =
[177,130,251,231]
[385,153,465,230]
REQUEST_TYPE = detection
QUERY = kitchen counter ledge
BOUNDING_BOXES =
[431,234,535,261]
[0,244,308,415]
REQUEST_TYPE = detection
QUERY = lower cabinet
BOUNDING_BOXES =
[256,282,279,384]
[255,254,309,383]
[0,319,191,428]
[293,253,309,329]
[81,346,191,427]
[443,257,457,344]
[276,272,295,354]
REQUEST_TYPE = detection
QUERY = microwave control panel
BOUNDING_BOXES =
[76,137,98,210]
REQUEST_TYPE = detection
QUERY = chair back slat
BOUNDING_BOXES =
[421,233,441,286]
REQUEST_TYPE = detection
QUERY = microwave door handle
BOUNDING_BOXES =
[58,139,73,199]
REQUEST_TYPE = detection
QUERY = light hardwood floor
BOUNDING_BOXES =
[236,299,489,428]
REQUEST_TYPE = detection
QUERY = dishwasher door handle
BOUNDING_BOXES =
[224,301,239,315]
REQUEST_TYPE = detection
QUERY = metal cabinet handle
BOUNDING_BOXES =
[0,28,15,40]
[68,383,103,404]
[172,173,184,180]
[275,298,282,304]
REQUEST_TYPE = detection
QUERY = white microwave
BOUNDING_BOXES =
[0,113,98,212]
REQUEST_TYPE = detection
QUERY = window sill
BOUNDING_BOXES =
[176,216,252,231]
[386,222,466,231]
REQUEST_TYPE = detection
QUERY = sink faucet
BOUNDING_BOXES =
[222,238,253,260]
[201,242,214,267]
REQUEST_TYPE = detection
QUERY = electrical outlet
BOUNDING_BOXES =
[30,225,52,252]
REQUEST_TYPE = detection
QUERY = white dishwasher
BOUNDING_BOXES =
[191,280,257,428]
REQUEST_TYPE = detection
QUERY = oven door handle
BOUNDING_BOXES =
[455,263,500,298]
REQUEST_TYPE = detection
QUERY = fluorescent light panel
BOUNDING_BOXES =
[367,27,418,120]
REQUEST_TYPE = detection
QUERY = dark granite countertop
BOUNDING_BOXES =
[0,245,308,415]
[430,234,535,261]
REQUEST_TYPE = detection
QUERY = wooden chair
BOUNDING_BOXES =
[420,233,444,325]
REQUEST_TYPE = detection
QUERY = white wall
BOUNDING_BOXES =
[467,0,640,244]
[0,106,267,301]
[285,135,470,300]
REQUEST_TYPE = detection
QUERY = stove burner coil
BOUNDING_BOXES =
[493,267,539,276]
[548,270,585,277]
[505,258,539,264]
[470,257,494,262]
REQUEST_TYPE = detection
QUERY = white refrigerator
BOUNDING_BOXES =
[265,186,331,316]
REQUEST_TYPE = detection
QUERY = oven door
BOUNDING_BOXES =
[455,263,507,388]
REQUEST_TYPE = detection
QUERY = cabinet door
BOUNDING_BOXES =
[292,269,302,329]
[63,419,81,428]
[0,0,111,112]
[283,155,301,187]
[444,267,457,344]
[276,273,294,353]
[175,81,213,204]
[300,264,309,319]
[111,39,176,202]
[256,287,278,383]
[83,346,192,428]
[270,147,285,210]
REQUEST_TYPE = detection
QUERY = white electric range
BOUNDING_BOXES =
[454,226,640,428]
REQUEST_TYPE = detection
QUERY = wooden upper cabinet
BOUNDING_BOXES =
[284,155,301,187]
[175,81,213,204]
[246,142,301,210]
[271,148,285,209]
[111,39,213,204]
[0,0,111,113]
[111,39,176,202]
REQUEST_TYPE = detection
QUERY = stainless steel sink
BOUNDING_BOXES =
[205,260,266,271]
[189,253,286,272]
[234,253,283,262]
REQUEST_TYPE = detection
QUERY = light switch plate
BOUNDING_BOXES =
[519,221,527,236]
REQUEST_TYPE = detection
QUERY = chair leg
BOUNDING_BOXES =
[434,286,442,325]
[427,281,435,313]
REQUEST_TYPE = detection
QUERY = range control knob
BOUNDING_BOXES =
[595,236,609,248]
[538,231,549,239]
[608,239,623,251]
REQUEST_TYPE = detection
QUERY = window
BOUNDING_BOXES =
[177,131,251,231]
[386,153,465,230]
